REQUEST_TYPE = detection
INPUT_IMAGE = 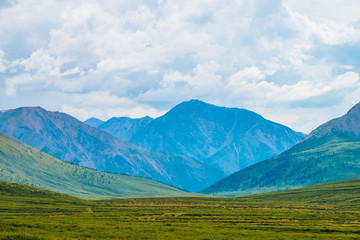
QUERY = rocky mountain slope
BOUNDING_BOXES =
[129,100,305,175]
[0,107,222,192]
[202,102,360,196]
[97,116,153,141]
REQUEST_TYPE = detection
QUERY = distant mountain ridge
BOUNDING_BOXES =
[305,102,360,140]
[97,116,153,141]
[128,100,305,175]
[0,101,305,192]
[0,107,223,192]
[84,117,104,128]
[0,131,196,198]
[202,101,360,197]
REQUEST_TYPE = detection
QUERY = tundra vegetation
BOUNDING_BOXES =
[1,179,359,240]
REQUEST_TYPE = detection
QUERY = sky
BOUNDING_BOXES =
[1,0,360,133]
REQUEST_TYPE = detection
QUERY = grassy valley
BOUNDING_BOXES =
[0,179,360,239]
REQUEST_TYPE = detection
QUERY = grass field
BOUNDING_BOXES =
[1,180,360,239]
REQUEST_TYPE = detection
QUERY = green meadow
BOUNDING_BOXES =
[1,179,360,240]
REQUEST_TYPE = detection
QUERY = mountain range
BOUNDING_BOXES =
[1,100,359,199]
[0,131,197,198]
[203,102,360,196]
[0,107,222,192]
[0,100,305,192]
[90,100,305,175]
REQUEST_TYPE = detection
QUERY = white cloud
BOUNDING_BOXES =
[60,106,98,122]
[228,66,264,87]
[285,0,360,25]
[227,71,360,104]
[11,48,80,77]
[61,97,165,121]
[67,91,132,108]
[59,90,166,121]
[162,61,222,87]
[5,74,34,96]
[0,0,64,54]
[284,1,360,45]
[1,0,360,133]
[0,50,7,73]
[330,72,360,89]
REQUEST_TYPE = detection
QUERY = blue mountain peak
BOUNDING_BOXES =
[347,102,360,115]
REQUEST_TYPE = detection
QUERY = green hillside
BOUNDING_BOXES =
[242,178,360,207]
[0,131,198,198]
[202,102,360,197]
[203,135,360,196]
[1,179,360,239]
[0,181,88,205]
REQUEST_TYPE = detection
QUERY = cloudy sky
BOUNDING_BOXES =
[1,0,360,133]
